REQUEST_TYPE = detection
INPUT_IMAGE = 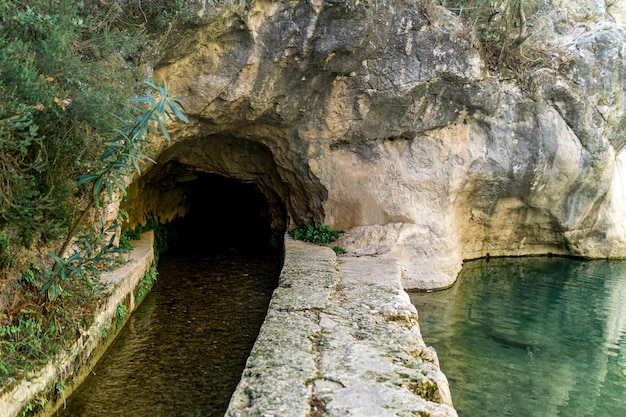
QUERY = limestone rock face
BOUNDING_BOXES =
[144,0,626,289]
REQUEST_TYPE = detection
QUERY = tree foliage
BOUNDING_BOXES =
[0,0,148,256]
[0,0,190,387]
[42,81,188,301]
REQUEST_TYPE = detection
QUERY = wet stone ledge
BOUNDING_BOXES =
[0,232,155,417]
[226,237,457,417]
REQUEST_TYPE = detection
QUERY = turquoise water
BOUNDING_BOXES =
[410,257,626,417]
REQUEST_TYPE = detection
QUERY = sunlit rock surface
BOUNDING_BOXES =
[226,238,457,417]
[145,0,626,289]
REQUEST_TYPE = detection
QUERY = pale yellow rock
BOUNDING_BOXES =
[135,0,626,291]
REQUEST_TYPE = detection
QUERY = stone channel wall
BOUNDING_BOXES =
[0,232,154,417]
[4,232,455,416]
[227,236,457,417]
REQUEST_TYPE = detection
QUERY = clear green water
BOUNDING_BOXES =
[58,247,280,417]
[410,257,626,417]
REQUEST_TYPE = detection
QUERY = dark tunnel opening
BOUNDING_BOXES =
[57,147,292,415]
[167,172,282,252]
[60,171,285,417]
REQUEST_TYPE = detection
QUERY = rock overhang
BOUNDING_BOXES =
[126,0,626,289]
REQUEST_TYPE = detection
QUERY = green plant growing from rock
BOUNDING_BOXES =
[116,209,136,253]
[290,220,346,255]
[54,379,66,406]
[290,219,343,245]
[19,392,47,417]
[440,0,547,77]
[101,328,109,345]
[0,269,68,383]
[135,263,158,304]
[111,0,196,33]
[115,302,128,329]
[117,209,168,253]
[332,246,346,255]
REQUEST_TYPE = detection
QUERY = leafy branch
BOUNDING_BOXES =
[41,81,189,301]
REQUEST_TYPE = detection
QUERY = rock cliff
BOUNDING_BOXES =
[136,0,626,289]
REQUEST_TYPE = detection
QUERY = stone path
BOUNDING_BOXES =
[226,237,457,417]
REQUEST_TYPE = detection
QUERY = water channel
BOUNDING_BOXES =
[410,256,626,417]
[58,244,281,417]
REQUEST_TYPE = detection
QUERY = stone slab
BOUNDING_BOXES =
[225,238,457,416]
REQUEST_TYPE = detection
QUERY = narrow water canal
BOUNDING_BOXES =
[58,245,281,417]
[410,257,626,417]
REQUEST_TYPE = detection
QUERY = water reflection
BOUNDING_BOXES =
[410,257,626,417]
[58,247,280,417]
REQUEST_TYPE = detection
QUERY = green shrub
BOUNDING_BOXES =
[0,0,190,394]
[101,328,109,345]
[0,309,60,382]
[290,220,343,245]
[38,80,188,302]
[115,302,128,329]
[19,393,48,417]
[0,234,14,269]
[136,213,168,251]
[110,0,195,33]
[118,232,136,253]
[332,246,346,255]
[117,209,136,252]
[124,212,172,254]
[0,0,144,257]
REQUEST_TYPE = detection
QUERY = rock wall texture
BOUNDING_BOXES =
[226,237,458,417]
[139,0,626,289]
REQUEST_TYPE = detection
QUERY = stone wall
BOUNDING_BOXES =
[1,233,154,417]
[6,233,457,417]
[226,237,457,417]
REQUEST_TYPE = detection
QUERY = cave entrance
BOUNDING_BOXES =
[169,172,277,251]
[122,134,290,252]
[73,142,290,416]
[61,169,283,417]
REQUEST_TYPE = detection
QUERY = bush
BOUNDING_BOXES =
[290,220,343,245]
[113,0,194,32]
[135,263,158,304]
[0,0,190,395]
[0,0,188,301]
[439,0,546,75]
[39,81,188,301]
[0,286,100,384]
[0,0,145,257]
